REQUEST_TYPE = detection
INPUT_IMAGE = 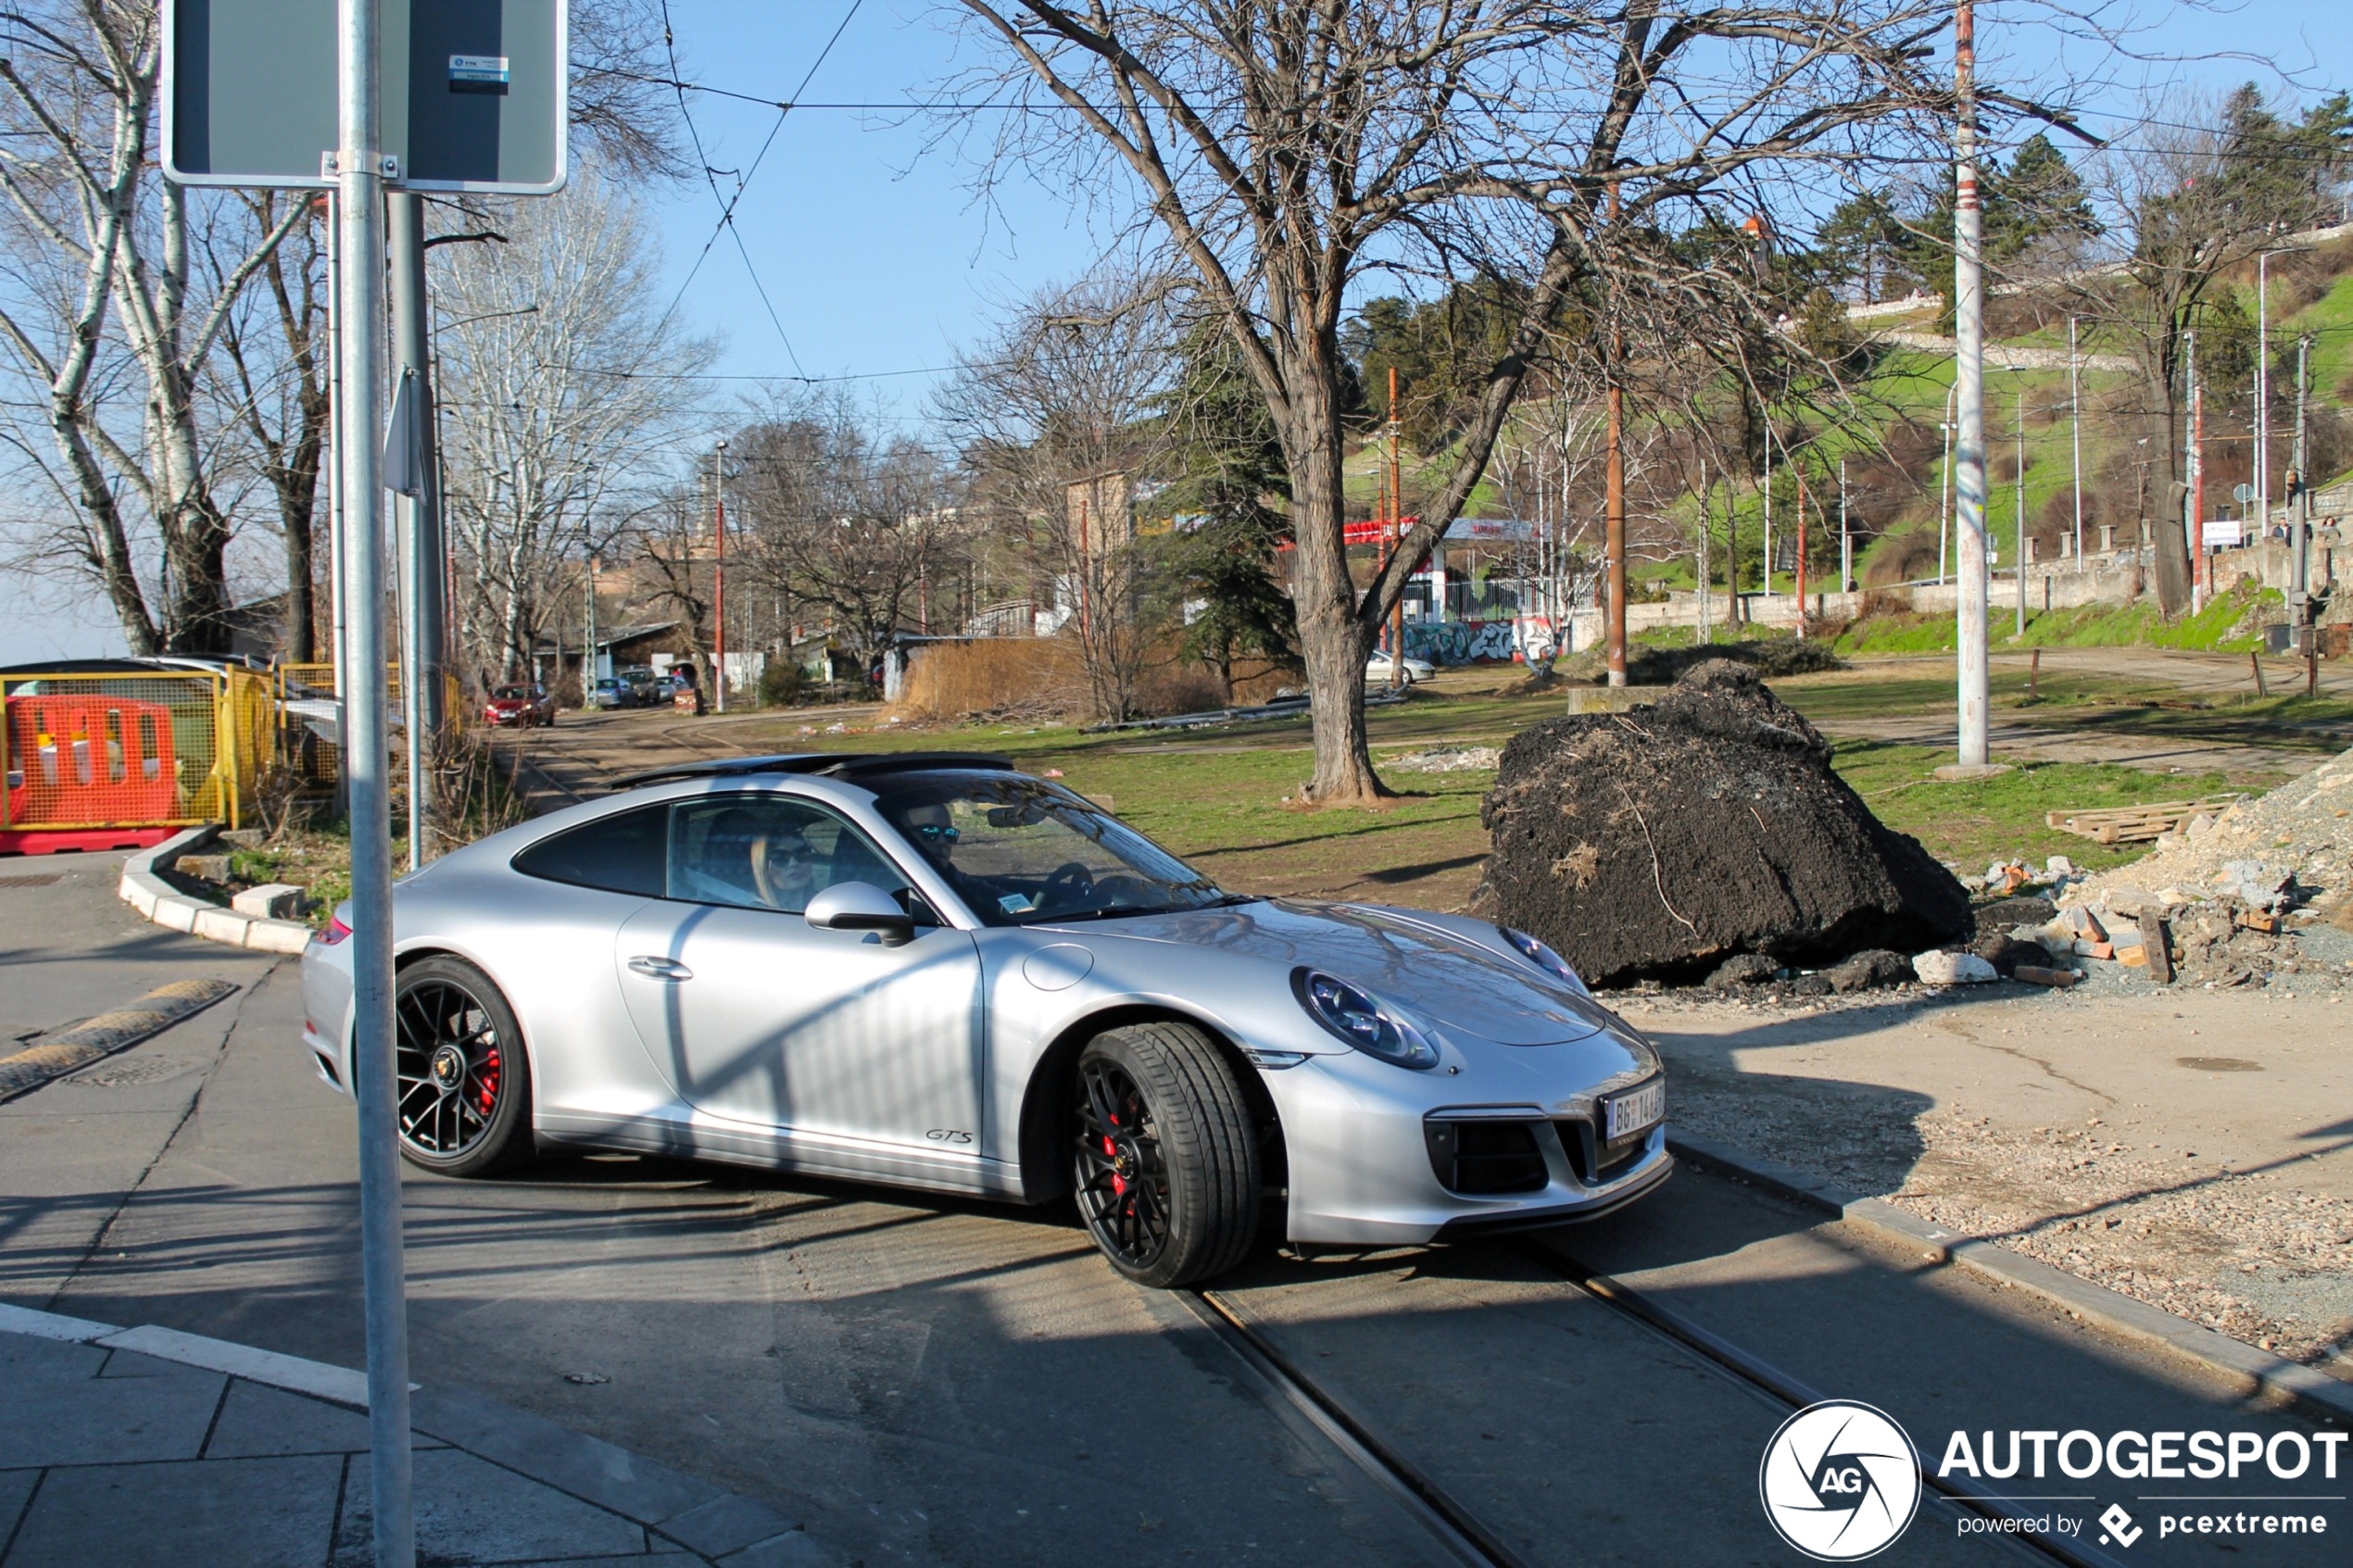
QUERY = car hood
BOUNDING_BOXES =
[1058,898,1617,1046]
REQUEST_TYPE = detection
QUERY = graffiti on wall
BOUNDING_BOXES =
[1401,620,1540,664]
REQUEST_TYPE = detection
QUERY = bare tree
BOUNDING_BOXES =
[728,392,965,696]
[0,1,310,652]
[212,192,331,661]
[435,168,712,680]
[936,273,1183,721]
[949,1,1968,800]
[2069,86,2351,615]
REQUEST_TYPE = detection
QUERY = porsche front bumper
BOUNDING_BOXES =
[1263,1047,1672,1247]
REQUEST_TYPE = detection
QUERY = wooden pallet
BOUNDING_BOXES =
[2044,796,2246,845]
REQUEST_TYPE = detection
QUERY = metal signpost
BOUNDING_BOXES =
[163,6,567,1563]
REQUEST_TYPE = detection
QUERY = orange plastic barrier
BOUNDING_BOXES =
[3,694,181,830]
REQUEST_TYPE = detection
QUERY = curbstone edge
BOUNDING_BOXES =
[118,824,315,955]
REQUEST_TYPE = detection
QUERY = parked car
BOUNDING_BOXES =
[587,677,635,710]
[483,684,554,728]
[302,752,1669,1287]
[1365,649,1436,684]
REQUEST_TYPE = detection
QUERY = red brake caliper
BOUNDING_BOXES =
[477,1046,501,1114]
[1106,1111,1125,1197]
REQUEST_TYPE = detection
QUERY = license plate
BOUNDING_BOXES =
[1603,1080,1664,1143]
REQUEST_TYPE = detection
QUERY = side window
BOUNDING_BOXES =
[667,796,910,915]
[511,804,668,897]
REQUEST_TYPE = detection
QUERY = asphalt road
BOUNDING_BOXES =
[2,858,2344,1566]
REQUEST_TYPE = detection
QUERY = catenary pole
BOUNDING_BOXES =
[1938,384,1954,585]
[1839,458,1852,593]
[1794,461,1809,637]
[1697,457,1712,645]
[334,0,413,1562]
[2015,385,2027,636]
[1604,243,1628,683]
[2187,330,2203,614]
[2069,316,2083,572]
[1954,0,1991,768]
[2258,251,2271,533]
[2291,333,2310,649]
[712,441,727,713]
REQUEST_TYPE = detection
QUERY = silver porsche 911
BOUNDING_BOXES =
[301,753,1669,1286]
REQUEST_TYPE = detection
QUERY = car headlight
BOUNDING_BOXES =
[1291,969,1441,1070]
[1499,926,1589,994]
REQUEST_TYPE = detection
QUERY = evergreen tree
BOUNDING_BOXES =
[1158,326,1300,698]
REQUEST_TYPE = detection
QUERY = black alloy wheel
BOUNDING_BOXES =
[393,957,535,1177]
[1076,1055,1171,1272]
[1072,1022,1260,1287]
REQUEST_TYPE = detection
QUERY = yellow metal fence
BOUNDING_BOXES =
[1,668,271,834]
[3,662,469,838]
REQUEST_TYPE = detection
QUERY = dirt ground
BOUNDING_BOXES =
[1624,982,2353,1376]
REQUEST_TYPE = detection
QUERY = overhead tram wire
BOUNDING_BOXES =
[648,0,866,360]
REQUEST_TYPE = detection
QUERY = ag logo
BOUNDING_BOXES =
[1758,1399,1922,1561]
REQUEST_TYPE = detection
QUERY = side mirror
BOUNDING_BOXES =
[805,882,915,946]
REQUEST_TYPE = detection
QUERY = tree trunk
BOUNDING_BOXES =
[1284,397,1385,803]
[2147,371,2190,617]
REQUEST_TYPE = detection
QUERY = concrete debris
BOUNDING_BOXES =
[1914,950,1999,985]
[1384,745,1502,773]
[1478,661,1971,986]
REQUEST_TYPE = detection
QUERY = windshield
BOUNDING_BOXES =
[873,771,1244,926]
[493,686,533,700]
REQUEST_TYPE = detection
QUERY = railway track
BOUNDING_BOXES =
[1181,1238,2133,1568]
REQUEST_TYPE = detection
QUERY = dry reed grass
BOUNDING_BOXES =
[890,636,1299,724]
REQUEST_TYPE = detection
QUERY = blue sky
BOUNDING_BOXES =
[4,0,2344,662]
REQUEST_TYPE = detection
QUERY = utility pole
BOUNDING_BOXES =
[1938,384,1955,586]
[333,0,414,1562]
[1953,0,1992,769]
[1389,367,1405,690]
[1696,457,1712,645]
[2187,330,2204,614]
[2069,316,2084,572]
[712,441,727,714]
[388,193,440,872]
[2015,384,2027,636]
[1604,186,1628,688]
[2258,250,2272,533]
[584,546,598,701]
[1794,462,1809,638]
[2291,333,2312,657]
[1839,458,1852,593]
[1762,458,1774,600]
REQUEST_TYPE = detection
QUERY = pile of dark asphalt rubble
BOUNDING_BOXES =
[1473,660,2353,1001]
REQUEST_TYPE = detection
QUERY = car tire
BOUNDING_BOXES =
[1073,1021,1260,1287]
[391,957,535,1178]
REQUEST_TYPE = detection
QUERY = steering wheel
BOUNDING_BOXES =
[1040,861,1096,909]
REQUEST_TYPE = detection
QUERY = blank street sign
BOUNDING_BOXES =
[162,0,567,194]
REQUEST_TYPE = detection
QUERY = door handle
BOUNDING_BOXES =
[627,956,693,981]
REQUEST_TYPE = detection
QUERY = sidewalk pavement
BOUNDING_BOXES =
[0,1305,836,1568]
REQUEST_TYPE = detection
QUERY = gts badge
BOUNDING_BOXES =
[925,1128,973,1145]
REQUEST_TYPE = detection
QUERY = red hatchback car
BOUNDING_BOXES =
[483,684,555,728]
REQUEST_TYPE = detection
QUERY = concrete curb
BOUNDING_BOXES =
[118,824,314,955]
[0,1301,837,1566]
[1667,1132,2353,1428]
